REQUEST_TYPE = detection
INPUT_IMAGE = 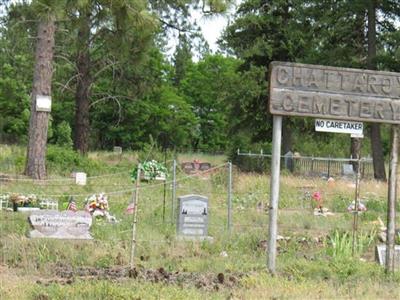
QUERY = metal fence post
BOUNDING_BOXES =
[130,166,141,269]
[227,161,232,232]
[171,159,177,222]
[267,115,282,274]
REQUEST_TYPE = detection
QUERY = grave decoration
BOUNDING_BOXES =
[85,193,117,223]
[181,160,212,174]
[29,210,92,239]
[312,191,334,217]
[10,193,38,211]
[1,194,59,211]
[0,194,10,210]
[347,201,367,213]
[131,160,167,182]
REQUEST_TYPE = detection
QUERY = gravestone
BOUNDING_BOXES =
[181,162,195,174]
[29,210,93,239]
[199,162,211,171]
[177,194,209,239]
[113,146,122,154]
[342,164,355,176]
[375,244,400,269]
[75,172,87,185]
[284,151,294,172]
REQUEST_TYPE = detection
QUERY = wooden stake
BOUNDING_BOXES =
[386,125,399,273]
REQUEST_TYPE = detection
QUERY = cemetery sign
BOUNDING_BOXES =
[315,119,363,135]
[269,62,400,124]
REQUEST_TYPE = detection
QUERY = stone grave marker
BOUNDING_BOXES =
[199,162,211,171]
[284,151,294,172]
[342,164,355,177]
[113,146,122,154]
[29,210,93,239]
[181,162,195,174]
[177,194,209,239]
[375,244,400,269]
[75,172,87,185]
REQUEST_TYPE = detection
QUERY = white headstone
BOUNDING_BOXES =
[375,244,400,269]
[75,172,87,185]
[113,146,122,154]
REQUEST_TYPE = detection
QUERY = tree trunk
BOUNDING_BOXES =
[282,116,292,154]
[350,138,361,173]
[25,18,56,179]
[73,11,91,154]
[368,0,386,181]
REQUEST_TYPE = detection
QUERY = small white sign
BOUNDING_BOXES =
[75,172,87,186]
[351,132,364,138]
[315,119,363,135]
[36,95,52,112]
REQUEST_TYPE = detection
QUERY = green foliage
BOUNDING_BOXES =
[46,145,105,175]
[325,230,376,260]
[54,121,73,148]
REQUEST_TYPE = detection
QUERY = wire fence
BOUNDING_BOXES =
[0,157,388,272]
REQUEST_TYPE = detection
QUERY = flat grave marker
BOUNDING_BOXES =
[29,210,93,239]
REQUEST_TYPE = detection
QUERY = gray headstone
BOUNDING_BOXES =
[199,162,211,171]
[29,210,92,239]
[342,164,355,176]
[177,195,208,239]
[284,151,294,172]
[375,244,400,269]
[113,146,122,154]
[181,162,195,174]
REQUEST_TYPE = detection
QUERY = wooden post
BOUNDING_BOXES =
[386,125,399,273]
[129,165,141,269]
[267,115,282,274]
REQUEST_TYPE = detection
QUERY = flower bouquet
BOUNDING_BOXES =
[84,193,117,223]
[131,160,168,182]
[10,193,38,211]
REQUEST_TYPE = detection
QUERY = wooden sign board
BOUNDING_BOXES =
[269,62,400,124]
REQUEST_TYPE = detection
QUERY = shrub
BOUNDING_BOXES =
[55,121,73,149]
[46,145,105,175]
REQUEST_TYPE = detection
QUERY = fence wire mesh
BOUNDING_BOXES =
[0,156,393,274]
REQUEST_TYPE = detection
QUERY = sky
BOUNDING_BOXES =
[194,12,231,52]
[166,2,238,59]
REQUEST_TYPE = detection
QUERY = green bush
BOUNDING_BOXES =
[55,121,73,149]
[46,145,105,175]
